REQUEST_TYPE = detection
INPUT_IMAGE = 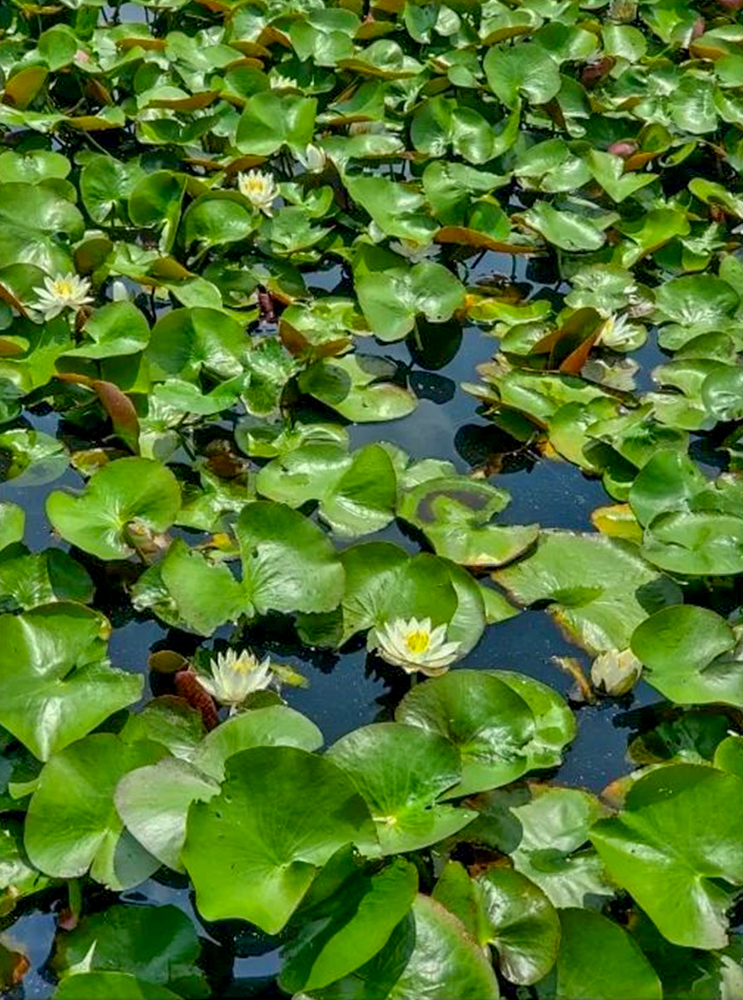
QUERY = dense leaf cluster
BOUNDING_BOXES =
[1,0,743,996]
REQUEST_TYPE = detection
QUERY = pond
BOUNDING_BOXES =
[1,0,743,998]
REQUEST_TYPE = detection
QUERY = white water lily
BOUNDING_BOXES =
[34,273,93,321]
[389,238,439,264]
[597,312,639,350]
[371,617,461,677]
[591,648,642,696]
[196,648,274,710]
[298,144,327,173]
[270,72,296,90]
[237,169,279,215]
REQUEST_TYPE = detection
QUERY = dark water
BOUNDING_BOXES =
[0,253,672,998]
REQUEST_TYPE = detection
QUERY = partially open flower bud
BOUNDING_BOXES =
[591,648,643,696]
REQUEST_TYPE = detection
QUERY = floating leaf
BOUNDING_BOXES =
[280,849,417,993]
[25,734,166,888]
[183,747,376,933]
[53,904,206,999]
[631,605,743,706]
[0,604,141,760]
[397,670,548,797]
[356,263,465,343]
[46,458,181,560]
[591,764,743,949]
[327,723,476,853]
[547,908,662,999]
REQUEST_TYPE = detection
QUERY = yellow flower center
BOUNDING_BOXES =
[405,630,430,655]
[232,655,254,674]
[53,279,75,297]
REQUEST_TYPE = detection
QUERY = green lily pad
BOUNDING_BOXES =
[115,757,219,872]
[256,443,398,536]
[433,862,560,985]
[237,501,345,617]
[465,785,612,907]
[182,746,376,933]
[146,307,246,381]
[345,176,436,244]
[53,972,182,1000]
[653,275,739,332]
[398,475,538,567]
[53,904,206,998]
[299,354,418,423]
[64,301,150,359]
[495,531,681,652]
[280,849,418,993]
[0,604,141,760]
[236,93,317,155]
[0,429,68,487]
[356,263,465,343]
[520,202,606,252]
[484,42,560,108]
[46,457,181,561]
[0,502,24,553]
[591,764,743,949]
[193,705,324,780]
[0,548,94,610]
[25,733,167,888]
[327,723,477,854]
[545,908,662,999]
[396,670,541,797]
[631,605,743,706]
[642,510,743,575]
[339,543,456,641]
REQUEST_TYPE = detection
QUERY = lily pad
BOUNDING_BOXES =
[280,849,418,993]
[256,443,398,536]
[115,757,219,872]
[46,458,181,561]
[398,475,538,567]
[0,604,141,760]
[182,747,376,933]
[327,723,477,853]
[53,904,206,998]
[495,531,681,653]
[193,705,323,781]
[464,785,612,908]
[53,972,183,1000]
[545,908,662,999]
[396,671,540,797]
[25,733,167,888]
[433,862,560,985]
[591,764,743,949]
[631,605,743,706]
[355,263,465,343]
[237,501,345,617]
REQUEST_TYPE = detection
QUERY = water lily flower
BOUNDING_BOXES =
[591,648,642,696]
[298,144,327,173]
[371,617,461,676]
[389,239,439,264]
[34,273,93,321]
[196,648,274,711]
[270,72,296,90]
[237,169,280,216]
[598,312,637,350]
